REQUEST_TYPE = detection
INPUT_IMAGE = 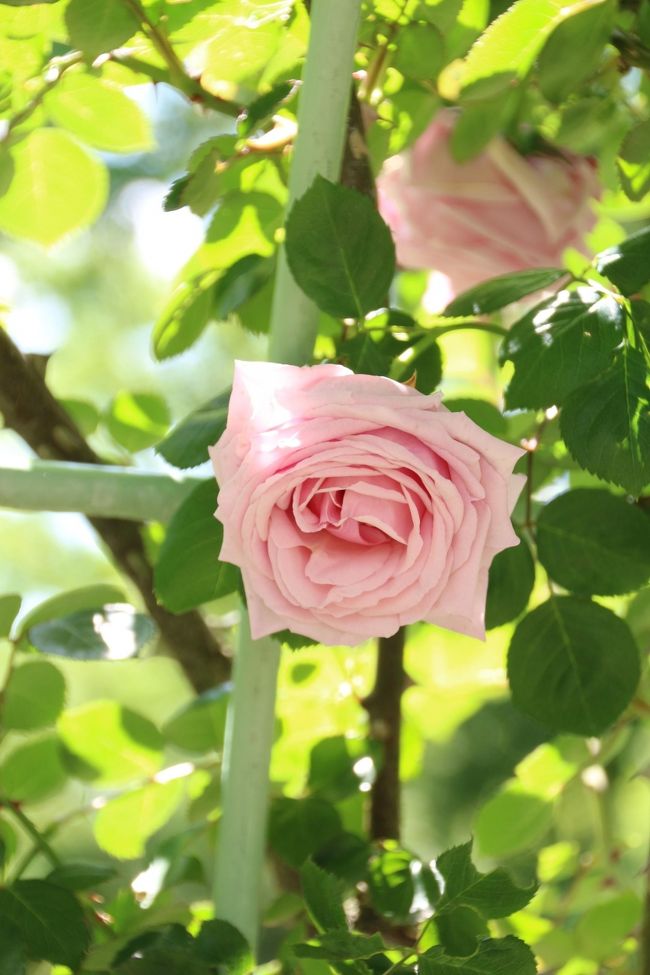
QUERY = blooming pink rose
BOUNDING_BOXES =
[377,110,599,300]
[210,361,525,647]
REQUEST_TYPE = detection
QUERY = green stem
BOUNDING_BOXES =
[214,0,363,952]
[4,803,62,871]
[0,462,199,521]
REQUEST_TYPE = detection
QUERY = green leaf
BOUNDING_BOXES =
[475,788,553,858]
[46,862,116,891]
[2,661,66,731]
[213,253,274,320]
[575,891,642,961]
[163,685,230,753]
[17,584,125,636]
[461,0,609,90]
[65,0,139,59]
[268,797,342,868]
[152,279,215,361]
[594,226,650,294]
[154,480,239,613]
[293,932,386,962]
[0,881,89,969]
[194,920,254,975]
[285,175,396,319]
[393,22,445,81]
[537,0,615,103]
[106,391,170,453]
[450,91,517,162]
[392,335,443,393]
[0,818,18,870]
[507,596,641,735]
[444,399,508,438]
[0,735,68,803]
[300,861,348,932]
[156,389,230,470]
[368,845,420,920]
[485,535,535,629]
[44,71,153,153]
[434,907,489,958]
[0,129,108,246]
[0,919,25,975]
[341,332,396,377]
[617,121,650,202]
[60,398,100,436]
[94,779,185,859]
[559,346,650,495]
[536,489,650,595]
[501,288,624,410]
[436,841,535,919]
[420,936,536,975]
[28,605,156,661]
[0,593,21,638]
[444,268,566,317]
[58,700,164,784]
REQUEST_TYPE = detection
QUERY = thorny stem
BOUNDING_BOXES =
[363,628,407,841]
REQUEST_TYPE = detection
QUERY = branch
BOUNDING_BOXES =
[363,628,407,840]
[340,84,377,200]
[0,327,230,693]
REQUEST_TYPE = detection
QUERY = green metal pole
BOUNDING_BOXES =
[213,0,363,951]
[0,461,198,521]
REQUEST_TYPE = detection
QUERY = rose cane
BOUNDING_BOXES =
[377,109,599,303]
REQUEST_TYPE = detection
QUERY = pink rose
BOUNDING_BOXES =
[210,361,524,647]
[377,110,599,300]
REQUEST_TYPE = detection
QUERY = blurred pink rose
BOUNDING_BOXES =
[377,110,599,301]
[210,361,524,646]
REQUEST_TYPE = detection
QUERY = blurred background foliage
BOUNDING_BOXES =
[0,0,648,973]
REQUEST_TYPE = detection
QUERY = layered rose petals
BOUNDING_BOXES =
[210,361,525,647]
[377,109,600,303]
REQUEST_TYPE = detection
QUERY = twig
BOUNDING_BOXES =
[0,328,230,693]
[3,803,63,871]
[1,52,84,143]
[117,0,240,117]
[362,628,407,840]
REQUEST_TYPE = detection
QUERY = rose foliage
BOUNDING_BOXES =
[0,1,648,974]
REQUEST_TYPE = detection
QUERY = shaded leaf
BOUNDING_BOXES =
[501,287,624,410]
[485,536,535,629]
[421,936,536,974]
[594,226,650,294]
[0,881,89,968]
[154,480,239,613]
[300,860,348,932]
[58,700,163,783]
[156,389,230,470]
[436,841,535,919]
[445,268,565,317]
[286,175,395,318]
[29,605,156,661]
[507,596,641,735]
[2,661,66,731]
[536,488,650,594]
[560,346,650,495]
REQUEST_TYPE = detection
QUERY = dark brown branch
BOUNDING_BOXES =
[362,628,406,840]
[340,84,377,201]
[0,328,230,692]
